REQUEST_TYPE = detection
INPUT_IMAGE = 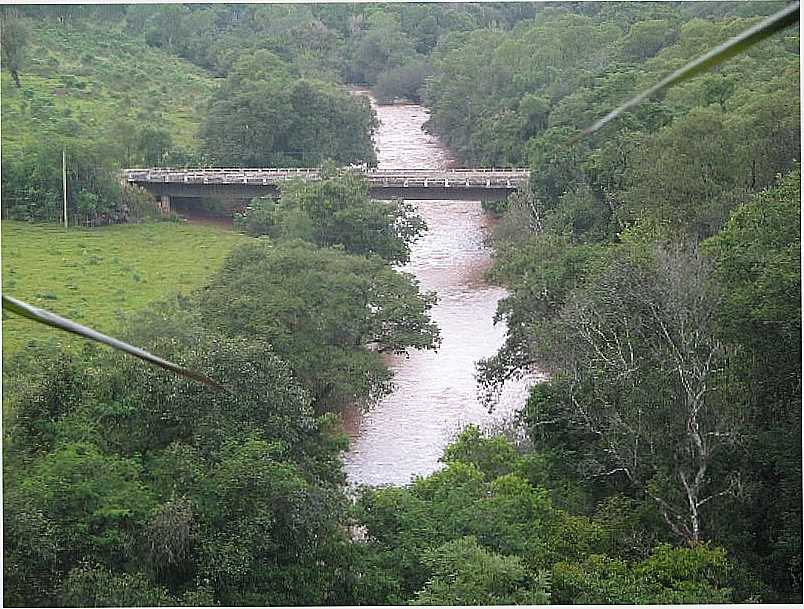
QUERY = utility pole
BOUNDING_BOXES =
[62,148,68,228]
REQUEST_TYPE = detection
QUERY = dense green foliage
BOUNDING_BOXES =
[4,313,353,606]
[118,3,539,89]
[703,169,802,597]
[372,58,433,104]
[423,3,797,176]
[3,2,801,606]
[200,52,377,167]
[513,242,746,544]
[0,9,29,87]
[1,141,158,225]
[423,3,800,602]
[236,167,425,264]
[199,238,438,410]
[353,426,739,604]
[220,169,437,410]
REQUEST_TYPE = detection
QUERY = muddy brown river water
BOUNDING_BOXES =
[342,95,533,487]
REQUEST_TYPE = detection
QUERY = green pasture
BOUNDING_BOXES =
[2,221,248,358]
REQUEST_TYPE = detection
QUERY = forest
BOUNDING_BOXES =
[2,2,801,606]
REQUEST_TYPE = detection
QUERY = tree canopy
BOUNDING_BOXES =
[199,239,439,410]
[236,168,426,264]
[200,53,377,167]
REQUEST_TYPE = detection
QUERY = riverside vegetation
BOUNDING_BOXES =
[2,3,801,605]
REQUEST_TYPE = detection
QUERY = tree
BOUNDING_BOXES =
[3,299,355,606]
[412,537,550,605]
[236,169,426,264]
[4,440,157,601]
[142,4,190,51]
[703,167,802,601]
[192,436,348,605]
[530,243,745,544]
[622,19,677,60]
[617,109,745,239]
[552,544,733,604]
[199,67,293,167]
[198,239,439,409]
[3,491,63,606]
[285,80,378,166]
[1,141,128,224]
[477,234,606,406]
[526,127,591,205]
[704,167,801,368]
[348,15,417,84]
[137,126,173,167]
[1,10,29,87]
[518,93,551,137]
[61,566,188,607]
[201,54,377,167]
[372,57,432,103]
[353,426,740,603]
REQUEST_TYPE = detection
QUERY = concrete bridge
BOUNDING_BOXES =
[124,167,530,213]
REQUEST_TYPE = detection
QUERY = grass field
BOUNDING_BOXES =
[2,220,248,359]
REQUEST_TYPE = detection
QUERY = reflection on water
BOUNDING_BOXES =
[342,96,533,487]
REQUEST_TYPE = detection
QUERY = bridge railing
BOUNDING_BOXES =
[126,167,530,175]
[124,167,530,188]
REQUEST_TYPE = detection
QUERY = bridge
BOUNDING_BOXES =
[124,167,530,213]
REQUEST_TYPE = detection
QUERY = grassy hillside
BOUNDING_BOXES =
[1,16,217,156]
[2,221,248,357]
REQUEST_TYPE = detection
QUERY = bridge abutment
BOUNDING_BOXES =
[158,195,171,215]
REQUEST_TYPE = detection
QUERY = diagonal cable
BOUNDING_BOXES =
[580,1,800,138]
[3,294,224,390]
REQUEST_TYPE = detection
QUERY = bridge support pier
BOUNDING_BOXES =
[158,195,171,215]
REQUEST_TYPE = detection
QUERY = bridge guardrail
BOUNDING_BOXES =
[124,167,530,189]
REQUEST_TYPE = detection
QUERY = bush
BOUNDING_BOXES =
[234,196,280,237]
[121,184,160,222]
[413,537,551,605]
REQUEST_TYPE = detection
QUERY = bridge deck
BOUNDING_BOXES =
[125,167,530,190]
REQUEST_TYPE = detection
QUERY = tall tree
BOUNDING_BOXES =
[703,167,802,600]
[1,9,29,87]
[529,243,745,544]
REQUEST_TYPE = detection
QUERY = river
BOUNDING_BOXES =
[342,94,533,487]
